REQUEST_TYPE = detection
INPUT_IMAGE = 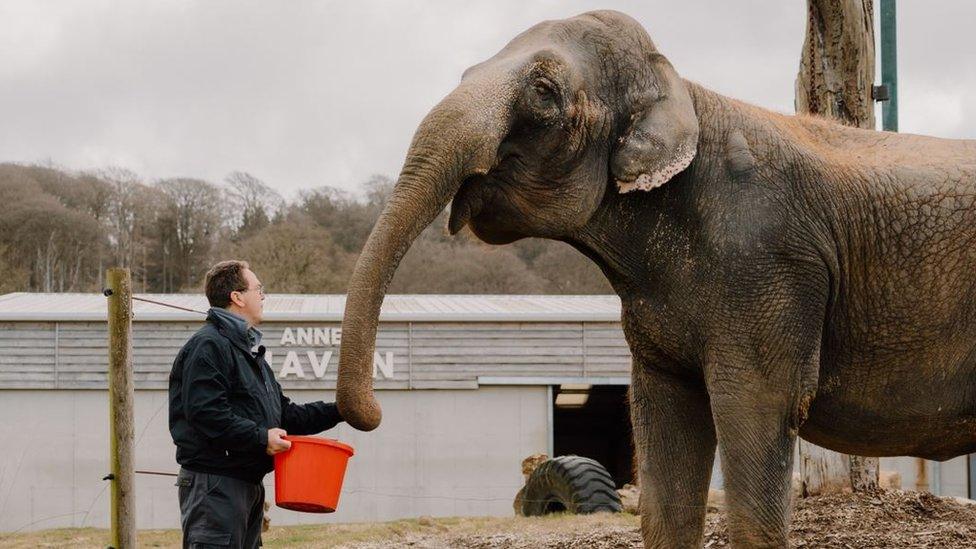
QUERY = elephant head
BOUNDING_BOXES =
[336,10,699,430]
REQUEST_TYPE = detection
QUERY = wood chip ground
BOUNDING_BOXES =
[346,489,976,548]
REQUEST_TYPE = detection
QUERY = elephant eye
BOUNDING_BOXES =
[532,79,556,101]
[520,77,562,125]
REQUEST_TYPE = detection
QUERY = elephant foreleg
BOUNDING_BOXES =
[709,373,806,548]
[631,364,716,549]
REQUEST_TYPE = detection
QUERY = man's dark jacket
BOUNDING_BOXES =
[169,309,342,483]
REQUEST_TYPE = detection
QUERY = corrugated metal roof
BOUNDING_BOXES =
[0,293,622,322]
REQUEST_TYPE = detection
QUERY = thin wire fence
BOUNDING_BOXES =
[2,292,641,539]
[1,293,204,537]
[131,295,207,315]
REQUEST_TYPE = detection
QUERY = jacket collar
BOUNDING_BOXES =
[207,307,263,349]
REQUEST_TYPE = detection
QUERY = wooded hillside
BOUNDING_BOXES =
[0,163,611,295]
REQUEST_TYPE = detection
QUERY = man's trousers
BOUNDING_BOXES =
[177,468,265,548]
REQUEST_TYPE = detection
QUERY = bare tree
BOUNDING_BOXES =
[0,242,28,293]
[795,0,879,495]
[224,171,284,238]
[229,214,356,293]
[0,165,108,291]
[298,174,393,253]
[96,168,165,291]
[152,178,223,291]
[26,164,113,221]
[4,194,105,291]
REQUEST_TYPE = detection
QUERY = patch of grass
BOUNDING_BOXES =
[0,527,180,548]
[1,513,640,548]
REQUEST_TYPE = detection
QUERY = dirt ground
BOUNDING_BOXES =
[5,489,976,548]
[703,490,976,549]
[348,490,976,548]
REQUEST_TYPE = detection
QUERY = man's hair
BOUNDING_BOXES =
[205,260,250,308]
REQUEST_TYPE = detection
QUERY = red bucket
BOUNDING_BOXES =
[273,435,355,513]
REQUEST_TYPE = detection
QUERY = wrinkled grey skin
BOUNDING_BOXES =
[336,10,976,547]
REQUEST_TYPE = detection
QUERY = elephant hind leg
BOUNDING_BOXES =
[631,364,716,549]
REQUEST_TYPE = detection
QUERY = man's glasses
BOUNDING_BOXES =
[235,284,265,297]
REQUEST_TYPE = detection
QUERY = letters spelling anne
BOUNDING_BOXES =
[271,327,395,380]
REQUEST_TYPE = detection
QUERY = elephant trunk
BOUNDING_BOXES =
[336,83,511,431]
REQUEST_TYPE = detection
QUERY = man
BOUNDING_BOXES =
[169,260,343,548]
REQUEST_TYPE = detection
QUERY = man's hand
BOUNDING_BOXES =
[265,427,292,455]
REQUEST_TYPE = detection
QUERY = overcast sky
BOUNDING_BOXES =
[1,1,973,199]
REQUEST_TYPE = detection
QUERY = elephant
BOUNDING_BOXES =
[335,10,976,548]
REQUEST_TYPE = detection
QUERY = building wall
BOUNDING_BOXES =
[0,320,630,390]
[0,387,548,532]
[880,456,970,498]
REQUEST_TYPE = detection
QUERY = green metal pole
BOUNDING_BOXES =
[880,0,898,131]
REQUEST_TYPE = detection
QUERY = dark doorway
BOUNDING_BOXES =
[552,384,634,488]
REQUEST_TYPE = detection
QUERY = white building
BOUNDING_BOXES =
[0,292,971,532]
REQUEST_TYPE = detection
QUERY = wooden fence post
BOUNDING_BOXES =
[106,268,136,548]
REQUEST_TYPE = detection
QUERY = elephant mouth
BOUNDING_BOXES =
[448,176,491,235]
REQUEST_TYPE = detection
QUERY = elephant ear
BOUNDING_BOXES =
[611,53,699,193]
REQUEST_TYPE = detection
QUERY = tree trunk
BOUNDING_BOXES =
[796,0,876,129]
[795,0,880,494]
[799,446,850,496]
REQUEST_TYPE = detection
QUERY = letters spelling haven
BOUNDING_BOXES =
[272,327,394,380]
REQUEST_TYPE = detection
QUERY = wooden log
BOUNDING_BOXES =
[106,268,136,548]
